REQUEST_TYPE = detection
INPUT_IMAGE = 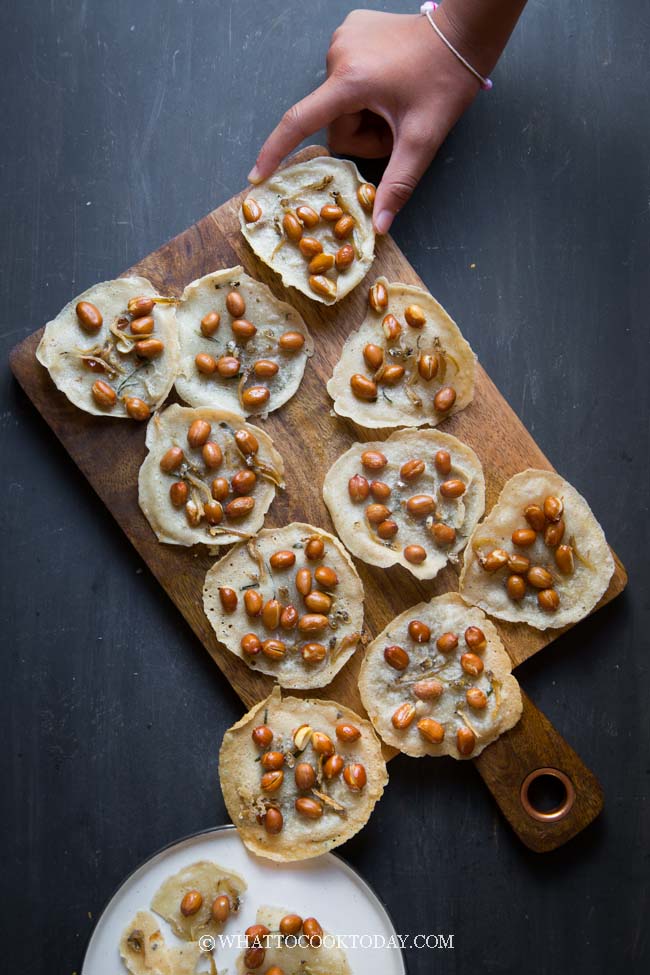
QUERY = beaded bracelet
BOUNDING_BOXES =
[420,2,493,91]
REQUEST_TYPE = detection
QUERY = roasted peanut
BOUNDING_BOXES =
[436,632,459,653]
[524,503,546,532]
[180,500,198,526]
[230,468,256,494]
[400,458,425,481]
[211,477,229,501]
[128,296,155,318]
[240,633,260,656]
[417,718,445,744]
[417,353,439,381]
[295,797,323,819]
[370,480,391,500]
[544,495,564,522]
[336,722,361,743]
[348,474,370,502]
[160,446,184,472]
[261,750,285,771]
[506,574,527,600]
[262,598,281,629]
[408,620,431,643]
[202,441,223,469]
[303,918,323,945]
[295,567,312,596]
[212,894,231,923]
[357,182,376,210]
[308,252,335,274]
[335,243,355,270]
[242,386,270,410]
[195,352,217,375]
[440,479,466,499]
[226,290,245,317]
[466,688,488,709]
[404,544,427,564]
[234,428,259,455]
[433,386,456,412]
[431,522,456,546]
[507,553,531,574]
[278,330,305,352]
[225,496,255,518]
[219,587,238,612]
[216,355,240,377]
[301,641,327,662]
[264,807,283,834]
[461,652,484,676]
[456,727,476,756]
[124,396,150,420]
[251,724,273,748]
[180,890,203,917]
[269,550,296,570]
[245,923,270,944]
[512,528,537,547]
[381,313,402,341]
[369,282,389,312]
[527,566,554,589]
[91,380,116,409]
[361,450,387,470]
[482,548,509,572]
[296,205,319,227]
[169,481,188,507]
[384,644,409,670]
[555,544,574,574]
[538,588,560,611]
[231,318,257,340]
[280,914,303,936]
[363,343,384,371]
[76,300,103,333]
[323,753,344,779]
[280,605,298,629]
[464,626,487,652]
[366,503,391,524]
[200,311,221,336]
[306,537,326,561]
[544,519,565,547]
[382,363,405,384]
[334,214,355,239]
[311,730,334,755]
[314,565,338,587]
[413,678,443,700]
[377,519,399,539]
[350,374,377,400]
[343,763,367,791]
[309,275,337,300]
[405,304,426,328]
[188,419,211,448]
[242,198,262,222]
[320,203,343,222]
[298,613,329,633]
[130,315,154,336]
[244,590,263,617]
[304,590,332,613]
[135,337,164,358]
[406,494,435,517]
[261,770,284,792]
[392,702,416,729]
[298,236,323,258]
[204,500,223,525]
[294,762,316,790]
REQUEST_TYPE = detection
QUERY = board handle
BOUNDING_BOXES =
[473,691,603,852]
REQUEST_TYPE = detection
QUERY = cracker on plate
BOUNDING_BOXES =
[236,905,351,975]
[151,860,246,943]
[119,910,202,975]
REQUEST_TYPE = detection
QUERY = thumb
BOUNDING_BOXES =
[373,127,439,235]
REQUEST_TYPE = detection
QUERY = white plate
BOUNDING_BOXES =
[82,824,406,974]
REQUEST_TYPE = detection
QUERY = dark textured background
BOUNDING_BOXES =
[1,1,648,972]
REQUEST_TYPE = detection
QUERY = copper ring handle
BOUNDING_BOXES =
[520,767,576,822]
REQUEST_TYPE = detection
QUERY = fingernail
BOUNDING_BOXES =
[247,165,261,184]
[374,210,394,235]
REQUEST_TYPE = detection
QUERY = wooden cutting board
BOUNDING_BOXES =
[10,146,626,852]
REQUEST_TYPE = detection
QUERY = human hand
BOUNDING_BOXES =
[247,9,483,235]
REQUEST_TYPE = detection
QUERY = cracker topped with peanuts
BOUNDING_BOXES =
[237,905,351,975]
[120,910,203,975]
[240,156,376,304]
[323,429,485,580]
[327,277,475,427]
[460,469,615,628]
[219,687,388,861]
[138,404,284,546]
[359,593,522,759]
[150,859,246,943]
[203,523,364,689]
[174,267,314,417]
[36,276,179,419]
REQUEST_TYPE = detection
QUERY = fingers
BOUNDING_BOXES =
[373,124,440,234]
[248,79,351,183]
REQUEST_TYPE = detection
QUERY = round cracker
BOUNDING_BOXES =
[203,523,364,689]
[36,276,178,418]
[236,905,352,975]
[219,688,388,862]
[327,277,475,427]
[323,429,485,581]
[174,267,313,417]
[459,469,615,628]
[151,859,246,942]
[359,593,522,759]
[240,157,375,305]
[138,404,284,547]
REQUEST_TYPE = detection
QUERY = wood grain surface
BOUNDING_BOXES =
[10,145,626,852]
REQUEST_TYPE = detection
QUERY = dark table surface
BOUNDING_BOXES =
[2,1,648,972]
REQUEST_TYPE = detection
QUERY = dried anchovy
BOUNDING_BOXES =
[331,632,359,662]
[455,706,480,737]
[312,788,347,815]
[247,540,267,582]
[207,525,254,540]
